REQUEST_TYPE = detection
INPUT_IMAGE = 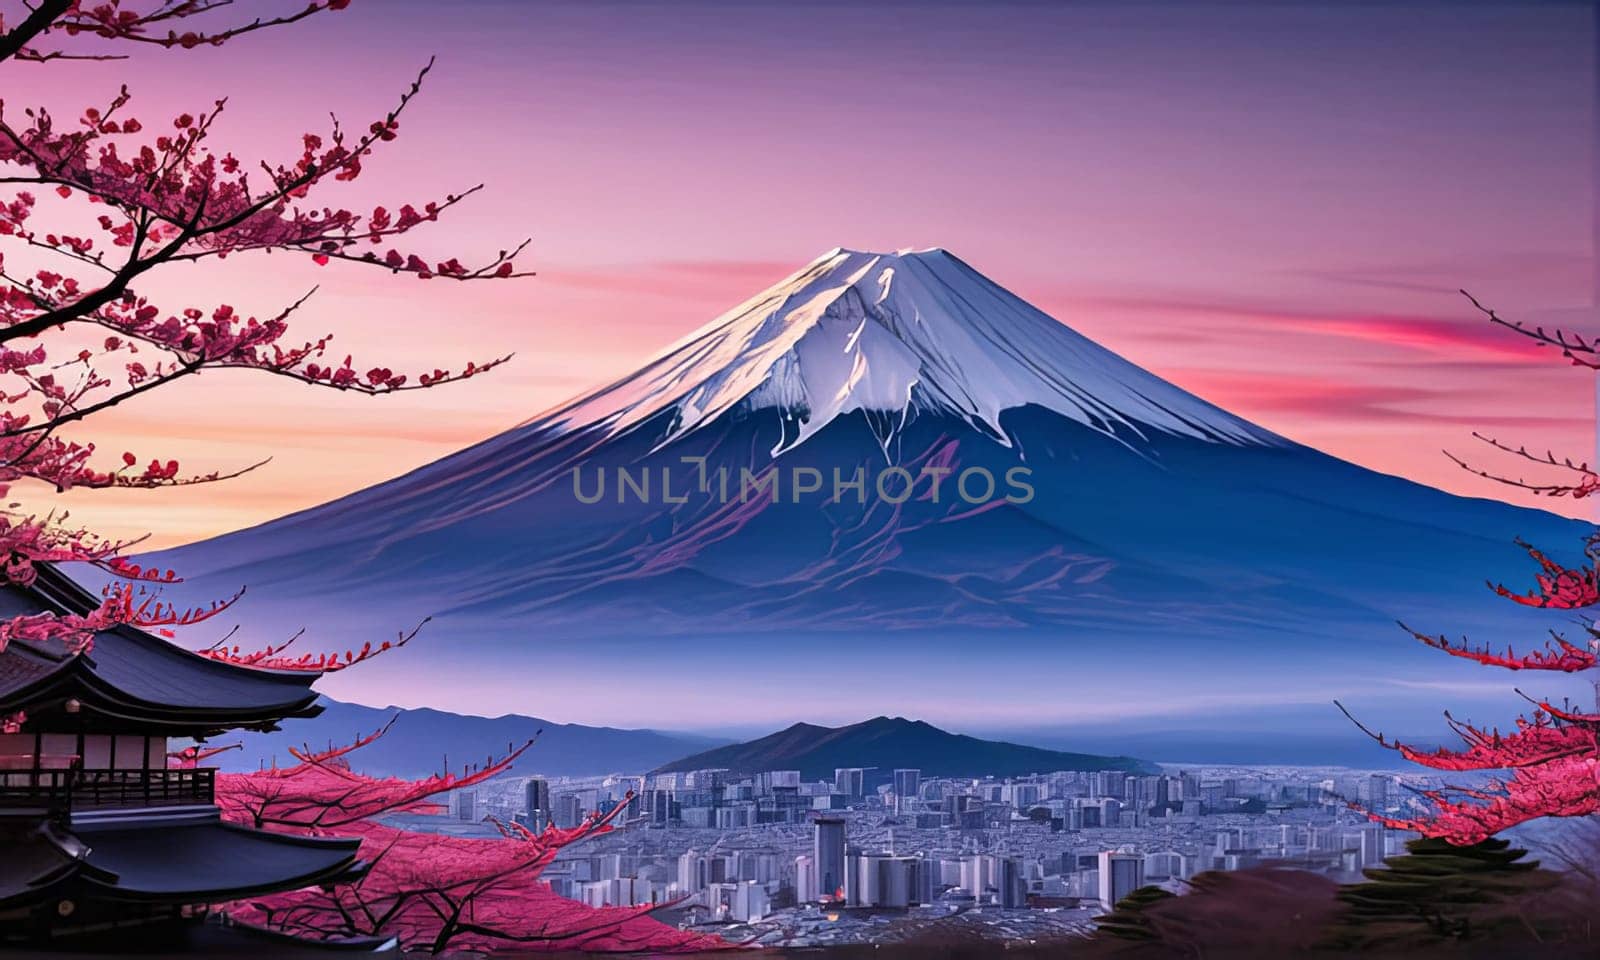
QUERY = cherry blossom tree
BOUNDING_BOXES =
[215,725,730,954]
[0,0,521,685]
[0,8,731,954]
[1338,293,1600,845]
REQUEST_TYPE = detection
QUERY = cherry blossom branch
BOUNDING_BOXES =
[1,1,354,65]
[1488,537,1600,609]
[1337,700,1596,772]
[1446,434,1600,500]
[198,618,427,672]
[1400,621,1599,672]
[1462,289,1600,371]
[1358,754,1600,845]
[167,741,241,768]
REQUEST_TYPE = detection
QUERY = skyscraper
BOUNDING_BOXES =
[647,788,674,824]
[813,817,847,902]
[525,777,550,825]
[677,850,707,894]
[998,856,1025,908]
[834,768,865,798]
[853,853,923,907]
[1358,823,1387,868]
[553,793,584,829]
[892,768,920,813]
[1092,771,1126,798]
[1360,774,1391,812]
[960,855,984,898]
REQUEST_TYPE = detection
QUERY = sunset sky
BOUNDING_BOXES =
[6,0,1595,549]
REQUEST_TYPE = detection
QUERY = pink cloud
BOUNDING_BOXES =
[1166,368,1587,431]
[1063,292,1549,365]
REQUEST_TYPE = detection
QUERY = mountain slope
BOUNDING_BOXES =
[134,248,1588,732]
[215,698,730,779]
[653,716,1155,781]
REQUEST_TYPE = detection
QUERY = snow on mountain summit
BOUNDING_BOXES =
[539,247,1278,454]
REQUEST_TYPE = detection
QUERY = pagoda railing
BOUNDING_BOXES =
[0,767,216,812]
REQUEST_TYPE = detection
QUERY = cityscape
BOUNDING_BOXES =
[414,760,1435,948]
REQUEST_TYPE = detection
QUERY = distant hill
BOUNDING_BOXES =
[215,698,732,779]
[653,716,1155,781]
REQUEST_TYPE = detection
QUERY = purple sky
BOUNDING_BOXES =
[9,0,1592,549]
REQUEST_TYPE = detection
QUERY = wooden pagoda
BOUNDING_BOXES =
[0,566,395,955]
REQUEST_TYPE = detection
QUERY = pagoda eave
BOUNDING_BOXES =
[0,667,323,738]
[69,809,367,903]
[0,566,332,736]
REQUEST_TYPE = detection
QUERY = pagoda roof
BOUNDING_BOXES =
[71,808,367,902]
[2,808,369,912]
[0,820,100,909]
[0,566,325,735]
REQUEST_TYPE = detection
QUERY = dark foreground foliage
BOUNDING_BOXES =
[1325,836,1562,947]
[1096,884,1178,942]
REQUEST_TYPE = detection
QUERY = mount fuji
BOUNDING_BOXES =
[139,248,1585,737]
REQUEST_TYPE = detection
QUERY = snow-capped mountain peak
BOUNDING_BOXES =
[536,248,1279,454]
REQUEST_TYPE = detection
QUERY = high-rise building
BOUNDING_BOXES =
[997,856,1025,908]
[854,853,923,907]
[893,769,921,813]
[677,850,707,894]
[1358,823,1387,868]
[1091,771,1126,798]
[593,853,622,881]
[1009,781,1042,809]
[834,768,866,798]
[916,856,937,904]
[959,855,984,898]
[1099,797,1122,825]
[1360,774,1391,812]
[1097,850,1144,911]
[852,850,878,907]
[646,788,674,824]
[686,768,730,791]
[813,817,848,902]
[577,877,661,909]
[552,793,584,829]
[760,770,802,792]
[524,777,550,826]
